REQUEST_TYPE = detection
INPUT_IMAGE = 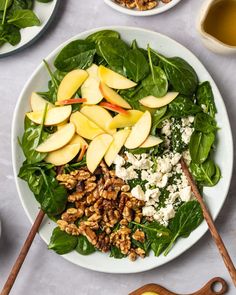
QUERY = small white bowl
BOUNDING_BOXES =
[104,0,182,16]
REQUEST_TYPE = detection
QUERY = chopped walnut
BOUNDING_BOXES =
[132,229,145,243]
[110,226,131,255]
[79,223,97,245]
[135,247,146,258]
[135,0,158,10]
[128,249,137,261]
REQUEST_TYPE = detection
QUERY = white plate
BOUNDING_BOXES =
[0,0,60,58]
[104,0,182,16]
[12,26,233,274]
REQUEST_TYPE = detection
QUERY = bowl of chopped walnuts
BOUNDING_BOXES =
[104,0,182,16]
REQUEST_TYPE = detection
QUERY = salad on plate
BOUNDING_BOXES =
[18,30,221,261]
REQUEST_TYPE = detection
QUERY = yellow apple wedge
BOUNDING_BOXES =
[99,82,131,109]
[30,92,54,112]
[104,129,131,166]
[45,143,81,166]
[108,110,143,129]
[27,105,72,126]
[80,105,116,135]
[139,92,179,108]
[69,134,88,148]
[70,111,104,140]
[86,64,100,80]
[140,135,163,148]
[87,134,113,173]
[125,111,152,149]
[57,69,88,101]
[98,65,137,89]
[81,78,103,105]
[36,123,75,153]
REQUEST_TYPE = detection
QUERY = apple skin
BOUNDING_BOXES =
[26,105,72,126]
[98,65,137,89]
[104,129,131,166]
[86,133,113,173]
[30,92,54,112]
[139,92,179,108]
[57,69,88,101]
[36,123,75,153]
[125,111,152,149]
[99,82,131,109]
[108,110,143,129]
[140,135,163,148]
[80,105,116,135]
[70,111,104,140]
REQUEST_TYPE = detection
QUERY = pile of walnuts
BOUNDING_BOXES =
[56,161,147,261]
[115,0,171,11]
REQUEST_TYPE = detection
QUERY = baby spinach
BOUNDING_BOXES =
[8,0,33,11]
[0,23,20,45]
[196,82,216,118]
[164,201,203,255]
[110,246,126,259]
[194,112,217,133]
[0,0,12,11]
[190,159,221,186]
[48,227,78,255]
[86,29,120,44]
[54,40,96,72]
[76,235,95,255]
[189,131,215,164]
[7,9,40,28]
[169,95,201,118]
[151,49,198,95]
[151,106,168,135]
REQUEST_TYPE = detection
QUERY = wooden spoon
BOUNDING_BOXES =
[129,277,228,295]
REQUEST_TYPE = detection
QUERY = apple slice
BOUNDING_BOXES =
[108,110,143,129]
[27,105,72,126]
[86,64,100,80]
[104,129,131,166]
[45,143,81,166]
[139,92,179,108]
[70,111,104,140]
[69,134,88,148]
[140,135,163,148]
[98,65,137,89]
[30,92,54,112]
[99,102,128,115]
[125,111,152,149]
[57,69,88,101]
[99,82,131,109]
[36,123,75,153]
[55,98,86,106]
[80,105,116,135]
[87,134,113,173]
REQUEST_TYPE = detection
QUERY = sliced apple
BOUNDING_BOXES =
[98,65,137,89]
[87,134,113,173]
[140,135,163,148]
[125,111,152,149]
[86,64,100,80]
[108,110,143,129]
[27,105,72,126]
[80,105,116,135]
[139,92,179,108]
[70,111,104,140]
[45,143,81,166]
[104,129,131,166]
[36,123,75,153]
[69,134,88,148]
[99,82,131,109]
[30,92,54,112]
[99,102,128,115]
[57,69,88,101]
[81,77,103,105]
[55,98,86,106]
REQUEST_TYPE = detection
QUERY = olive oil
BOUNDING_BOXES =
[203,0,236,46]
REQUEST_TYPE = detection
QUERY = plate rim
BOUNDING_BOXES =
[11,26,234,273]
[0,0,61,58]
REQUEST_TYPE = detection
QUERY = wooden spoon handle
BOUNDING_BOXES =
[0,210,45,295]
[191,277,228,295]
[181,159,236,287]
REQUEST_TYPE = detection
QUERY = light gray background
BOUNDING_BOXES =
[0,0,236,294]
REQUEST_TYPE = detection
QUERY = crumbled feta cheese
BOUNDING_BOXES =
[131,185,145,201]
[201,104,207,112]
[142,206,156,217]
[115,166,138,181]
[125,152,153,170]
[181,127,193,144]
[161,120,171,136]
[188,116,195,123]
[179,186,192,202]
[156,173,169,188]
[157,157,172,174]
[160,204,175,221]
[182,150,191,166]
[145,188,160,201]
[114,154,125,166]
[171,153,181,166]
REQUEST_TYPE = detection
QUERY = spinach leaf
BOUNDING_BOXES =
[0,23,20,46]
[54,40,96,72]
[48,227,78,255]
[7,9,40,28]
[110,246,126,259]
[86,29,120,44]
[8,0,33,11]
[96,37,129,75]
[151,106,167,135]
[76,235,95,255]
[36,0,53,3]
[189,131,215,164]
[124,49,149,83]
[190,159,221,186]
[151,49,198,95]
[164,201,203,255]
[194,112,217,133]
[196,81,217,118]
[168,95,201,118]
[0,0,12,11]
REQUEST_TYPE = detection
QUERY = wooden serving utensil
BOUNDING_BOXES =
[1,210,45,295]
[180,159,236,287]
[129,277,228,295]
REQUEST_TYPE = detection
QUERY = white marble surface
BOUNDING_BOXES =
[0,0,236,294]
